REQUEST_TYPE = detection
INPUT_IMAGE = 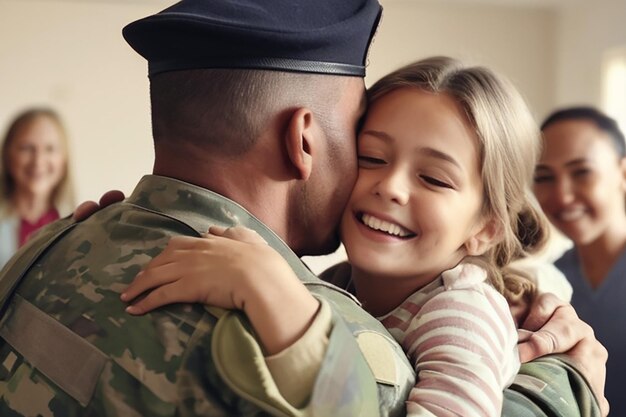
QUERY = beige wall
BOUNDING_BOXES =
[554,0,626,114]
[371,0,556,118]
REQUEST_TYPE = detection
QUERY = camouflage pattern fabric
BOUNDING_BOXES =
[502,355,601,417]
[0,175,414,417]
[0,175,602,416]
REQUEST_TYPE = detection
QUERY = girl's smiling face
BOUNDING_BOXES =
[340,87,494,287]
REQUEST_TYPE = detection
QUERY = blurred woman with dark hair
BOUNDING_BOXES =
[534,106,626,416]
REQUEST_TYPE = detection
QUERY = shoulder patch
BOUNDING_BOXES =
[356,331,398,386]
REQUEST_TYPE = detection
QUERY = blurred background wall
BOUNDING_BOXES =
[1,0,625,269]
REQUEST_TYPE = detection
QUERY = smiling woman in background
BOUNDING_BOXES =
[0,108,75,267]
[533,106,626,417]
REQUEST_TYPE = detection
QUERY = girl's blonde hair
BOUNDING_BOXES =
[0,108,76,217]
[368,56,549,306]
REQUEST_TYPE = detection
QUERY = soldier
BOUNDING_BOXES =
[0,0,607,416]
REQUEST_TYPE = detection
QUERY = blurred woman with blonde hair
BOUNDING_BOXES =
[0,107,75,266]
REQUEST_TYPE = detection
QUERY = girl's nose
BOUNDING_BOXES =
[372,170,410,205]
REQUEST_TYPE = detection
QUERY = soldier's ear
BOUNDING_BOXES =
[285,107,315,181]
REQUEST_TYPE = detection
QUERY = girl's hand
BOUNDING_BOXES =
[121,231,256,314]
[121,226,274,313]
[121,226,320,354]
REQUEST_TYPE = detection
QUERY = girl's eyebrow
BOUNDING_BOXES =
[361,129,392,142]
[419,147,461,170]
[361,129,462,170]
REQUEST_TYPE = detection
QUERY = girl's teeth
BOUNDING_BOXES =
[362,214,411,237]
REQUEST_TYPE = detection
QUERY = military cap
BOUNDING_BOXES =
[123,0,382,77]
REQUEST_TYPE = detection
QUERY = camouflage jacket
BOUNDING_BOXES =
[0,175,602,417]
[0,175,414,417]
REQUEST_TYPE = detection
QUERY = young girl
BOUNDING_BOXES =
[122,56,548,416]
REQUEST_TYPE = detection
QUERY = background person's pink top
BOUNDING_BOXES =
[19,208,59,246]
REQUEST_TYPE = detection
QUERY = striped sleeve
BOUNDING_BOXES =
[399,283,520,417]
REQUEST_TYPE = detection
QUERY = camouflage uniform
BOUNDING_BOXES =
[0,175,602,417]
[0,175,414,417]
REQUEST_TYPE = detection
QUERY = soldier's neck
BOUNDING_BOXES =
[153,146,292,244]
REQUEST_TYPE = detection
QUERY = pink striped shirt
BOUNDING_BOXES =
[378,263,519,417]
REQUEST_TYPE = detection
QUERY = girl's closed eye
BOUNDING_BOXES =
[358,154,387,167]
[420,174,454,189]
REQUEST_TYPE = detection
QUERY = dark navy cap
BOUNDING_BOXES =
[123,0,382,78]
